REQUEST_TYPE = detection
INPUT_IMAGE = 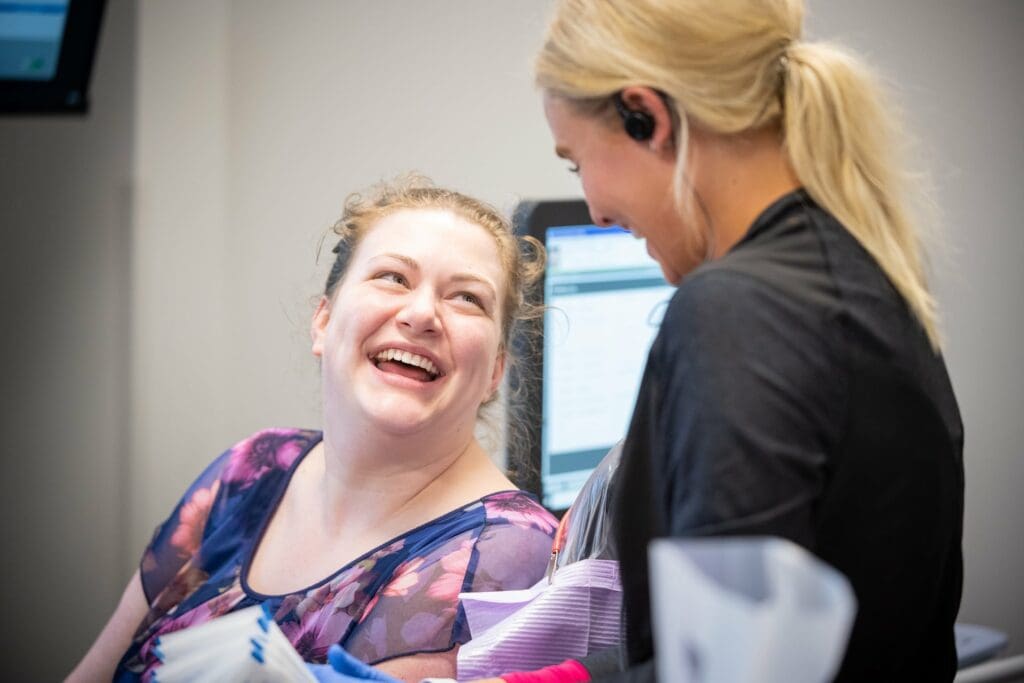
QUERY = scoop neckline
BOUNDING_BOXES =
[239,431,532,600]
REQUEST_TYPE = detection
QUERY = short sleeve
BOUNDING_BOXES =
[464,497,557,595]
[344,494,556,665]
[138,449,232,604]
[643,268,844,541]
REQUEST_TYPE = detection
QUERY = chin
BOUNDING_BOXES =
[365,404,436,436]
[659,263,684,286]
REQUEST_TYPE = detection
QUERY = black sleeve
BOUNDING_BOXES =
[611,267,844,673]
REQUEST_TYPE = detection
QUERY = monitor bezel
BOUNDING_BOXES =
[510,198,594,516]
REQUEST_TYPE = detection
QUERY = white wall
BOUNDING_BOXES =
[0,1,1020,679]
[806,0,1024,655]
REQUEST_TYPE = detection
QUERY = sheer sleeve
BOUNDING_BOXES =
[462,508,555,594]
[345,494,556,665]
[137,449,233,605]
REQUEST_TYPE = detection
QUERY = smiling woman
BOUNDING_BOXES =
[313,205,511,444]
[523,0,965,681]
[67,177,556,683]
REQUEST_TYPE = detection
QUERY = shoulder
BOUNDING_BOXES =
[654,266,803,368]
[479,491,558,536]
[642,264,847,450]
[654,208,845,373]
[465,491,557,591]
[217,428,321,490]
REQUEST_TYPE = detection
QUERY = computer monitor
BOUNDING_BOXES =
[512,199,676,513]
[0,0,106,114]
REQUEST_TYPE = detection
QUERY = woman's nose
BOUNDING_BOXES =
[588,207,615,228]
[395,288,440,334]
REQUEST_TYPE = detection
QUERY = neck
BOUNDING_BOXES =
[310,412,508,536]
[691,124,801,257]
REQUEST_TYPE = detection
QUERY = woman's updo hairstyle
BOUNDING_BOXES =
[323,174,545,352]
[321,175,546,483]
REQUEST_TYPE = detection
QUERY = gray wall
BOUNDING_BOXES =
[0,1,135,679]
[806,0,1024,656]
[0,1,1020,679]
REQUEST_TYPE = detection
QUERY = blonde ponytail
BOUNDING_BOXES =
[536,0,942,349]
[782,41,941,348]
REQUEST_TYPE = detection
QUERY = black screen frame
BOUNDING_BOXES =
[510,198,594,516]
[0,0,107,115]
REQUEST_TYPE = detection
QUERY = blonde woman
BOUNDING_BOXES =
[508,0,964,681]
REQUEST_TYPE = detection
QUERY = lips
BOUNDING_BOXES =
[370,346,443,382]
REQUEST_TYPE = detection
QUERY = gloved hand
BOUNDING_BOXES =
[306,644,401,683]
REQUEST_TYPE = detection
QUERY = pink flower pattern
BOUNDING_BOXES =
[169,480,220,556]
[278,567,367,661]
[222,428,307,488]
[382,558,424,597]
[427,539,474,602]
[484,491,558,534]
[116,429,557,679]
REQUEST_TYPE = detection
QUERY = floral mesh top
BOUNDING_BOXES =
[114,428,557,681]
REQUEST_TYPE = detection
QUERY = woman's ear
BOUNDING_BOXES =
[487,347,507,400]
[311,296,330,358]
[619,85,676,156]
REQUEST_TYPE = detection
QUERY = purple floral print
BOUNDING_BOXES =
[114,429,556,682]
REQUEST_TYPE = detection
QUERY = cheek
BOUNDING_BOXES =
[452,321,501,376]
[326,303,382,356]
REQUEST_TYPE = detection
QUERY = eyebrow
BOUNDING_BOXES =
[373,253,419,270]
[450,273,497,299]
[554,146,570,159]
[371,253,497,298]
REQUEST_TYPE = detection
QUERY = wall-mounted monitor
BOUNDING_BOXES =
[0,0,106,114]
[513,199,676,514]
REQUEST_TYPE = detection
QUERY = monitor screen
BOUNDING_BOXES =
[0,0,106,113]
[513,200,676,512]
[0,0,70,80]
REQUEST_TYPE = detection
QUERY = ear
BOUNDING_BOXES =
[311,296,331,358]
[620,85,676,156]
[487,347,507,400]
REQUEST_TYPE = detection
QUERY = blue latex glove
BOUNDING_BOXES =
[306,644,401,683]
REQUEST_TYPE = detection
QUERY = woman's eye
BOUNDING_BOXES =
[567,163,580,175]
[376,271,408,286]
[457,292,483,308]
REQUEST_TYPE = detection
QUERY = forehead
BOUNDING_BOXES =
[543,93,578,147]
[355,208,504,277]
[543,93,610,157]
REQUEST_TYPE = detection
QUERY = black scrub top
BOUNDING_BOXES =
[606,190,964,682]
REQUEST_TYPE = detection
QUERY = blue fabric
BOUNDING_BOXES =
[115,428,556,681]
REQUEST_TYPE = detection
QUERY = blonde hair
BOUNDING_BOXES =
[535,0,941,348]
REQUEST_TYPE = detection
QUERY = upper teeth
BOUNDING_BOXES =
[375,349,439,376]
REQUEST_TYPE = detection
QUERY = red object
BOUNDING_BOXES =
[499,659,591,683]
[545,510,573,582]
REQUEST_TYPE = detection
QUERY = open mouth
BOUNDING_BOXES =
[372,348,441,382]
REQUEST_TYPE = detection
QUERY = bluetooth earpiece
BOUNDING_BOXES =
[614,92,655,141]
